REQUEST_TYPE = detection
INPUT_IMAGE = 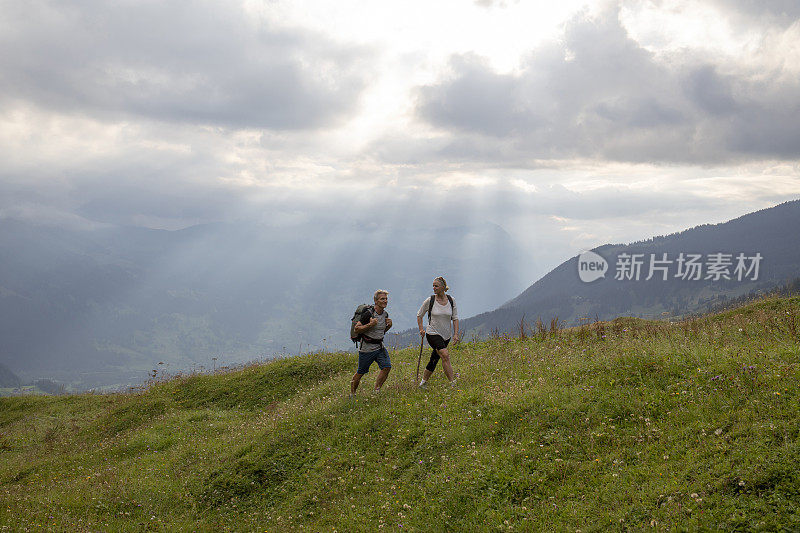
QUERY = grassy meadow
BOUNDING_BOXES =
[1,296,799,531]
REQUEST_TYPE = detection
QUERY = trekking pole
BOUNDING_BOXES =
[415,333,424,384]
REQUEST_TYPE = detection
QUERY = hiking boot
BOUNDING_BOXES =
[418,382,427,390]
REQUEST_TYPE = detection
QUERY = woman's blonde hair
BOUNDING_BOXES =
[433,276,449,291]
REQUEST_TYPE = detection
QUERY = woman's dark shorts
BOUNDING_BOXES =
[425,334,450,372]
[357,347,391,375]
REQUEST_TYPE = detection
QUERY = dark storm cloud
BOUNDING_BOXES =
[0,1,368,130]
[415,7,800,164]
[0,137,246,228]
[417,54,540,137]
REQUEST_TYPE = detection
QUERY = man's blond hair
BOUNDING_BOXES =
[374,289,388,302]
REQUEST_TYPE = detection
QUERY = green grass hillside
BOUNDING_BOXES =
[2,296,800,531]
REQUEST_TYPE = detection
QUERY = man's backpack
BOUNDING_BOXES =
[426,294,455,322]
[350,304,374,345]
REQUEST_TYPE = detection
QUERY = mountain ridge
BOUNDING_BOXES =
[393,199,800,345]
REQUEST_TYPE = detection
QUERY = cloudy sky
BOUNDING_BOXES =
[1,0,799,278]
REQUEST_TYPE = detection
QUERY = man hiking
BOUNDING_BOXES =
[351,289,392,396]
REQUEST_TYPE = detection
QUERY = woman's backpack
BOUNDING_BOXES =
[427,294,455,321]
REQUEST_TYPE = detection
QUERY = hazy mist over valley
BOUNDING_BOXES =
[0,216,537,389]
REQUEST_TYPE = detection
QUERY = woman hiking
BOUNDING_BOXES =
[416,276,459,388]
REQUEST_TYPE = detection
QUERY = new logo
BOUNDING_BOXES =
[578,250,608,283]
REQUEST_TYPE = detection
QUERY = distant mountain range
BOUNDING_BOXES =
[0,218,531,389]
[4,200,798,391]
[457,199,800,338]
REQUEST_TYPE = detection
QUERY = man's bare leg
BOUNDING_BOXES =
[374,367,390,391]
[351,373,363,395]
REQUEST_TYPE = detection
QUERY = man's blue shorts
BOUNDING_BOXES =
[357,347,391,375]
